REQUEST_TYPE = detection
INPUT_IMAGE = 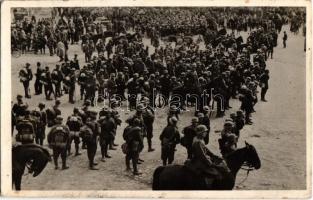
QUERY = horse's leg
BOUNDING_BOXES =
[13,171,22,190]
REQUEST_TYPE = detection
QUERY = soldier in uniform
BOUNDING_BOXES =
[141,97,155,152]
[42,66,55,100]
[34,62,44,95]
[259,69,270,102]
[123,118,144,175]
[19,63,33,98]
[46,100,62,127]
[48,116,70,170]
[15,110,37,144]
[68,68,76,104]
[12,95,27,135]
[159,116,180,166]
[98,107,116,161]
[80,112,99,170]
[36,102,47,145]
[51,65,64,98]
[66,108,83,156]
[78,70,87,100]
[181,117,198,159]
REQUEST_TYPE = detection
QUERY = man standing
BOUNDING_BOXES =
[66,108,83,156]
[123,118,144,175]
[142,97,155,152]
[98,108,116,162]
[181,117,199,159]
[283,31,288,48]
[48,116,70,170]
[159,117,180,166]
[36,102,47,145]
[80,112,99,170]
[34,62,44,95]
[19,63,33,98]
[259,69,270,102]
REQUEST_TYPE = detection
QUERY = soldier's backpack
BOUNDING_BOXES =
[16,119,35,143]
[80,126,93,143]
[46,108,56,127]
[53,126,67,148]
[67,116,81,132]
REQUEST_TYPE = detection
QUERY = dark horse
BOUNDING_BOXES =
[152,142,261,190]
[12,144,51,190]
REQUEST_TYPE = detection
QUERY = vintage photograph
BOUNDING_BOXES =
[3,2,310,195]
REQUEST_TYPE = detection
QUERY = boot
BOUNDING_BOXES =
[148,140,155,152]
[62,160,69,170]
[75,145,81,156]
[54,158,59,170]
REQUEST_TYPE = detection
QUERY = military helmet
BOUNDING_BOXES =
[196,125,208,135]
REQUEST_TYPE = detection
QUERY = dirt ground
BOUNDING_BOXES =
[11,25,306,190]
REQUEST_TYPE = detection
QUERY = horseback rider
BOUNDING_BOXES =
[185,125,229,186]
[48,116,70,170]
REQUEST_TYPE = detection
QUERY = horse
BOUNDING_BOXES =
[12,144,51,190]
[152,142,261,190]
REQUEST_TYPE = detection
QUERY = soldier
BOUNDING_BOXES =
[98,107,115,161]
[141,97,155,152]
[48,116,70,170]
[239,86,255,125]
[42,66,55,100]
[34,62,44,95]
[185,125,226,187]
[259,69,270,102]
[66,108,83,156]
[35,102,47,145]
[51,65,63,98]
[78,70,87,100]
[283,31,288,48]
[197,113,209,145]
[12,95,27,135]
[19,63,33,98]
[233,110,245,137]
[85,73,97,106]
[15,110,36,144]
[68,68,76,104]
[46,100,61,127]
[123,118,144,175]
[181,117,198,159]
[80,112,99,170]
[159,116,180,166]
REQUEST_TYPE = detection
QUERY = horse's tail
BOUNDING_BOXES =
[152,166,164,190]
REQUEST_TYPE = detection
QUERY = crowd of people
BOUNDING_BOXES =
[12,7,305,185]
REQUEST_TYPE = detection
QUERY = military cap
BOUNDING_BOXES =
[196,125,208,135]
[55,99,61,105]
[203,106,210,112]
[236,110,244,116]
[197,113,204,118]
[191,117,199,124]
[17,94,23,99]
[38,102,45,108]
[230,113,236,119]
[26,63,31,67]
[169,116,178,124]
[170,105,178,112]
[55,116,63,121]
[84,100,91,106]
[224,120,234,126]
[136,104,145,111]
